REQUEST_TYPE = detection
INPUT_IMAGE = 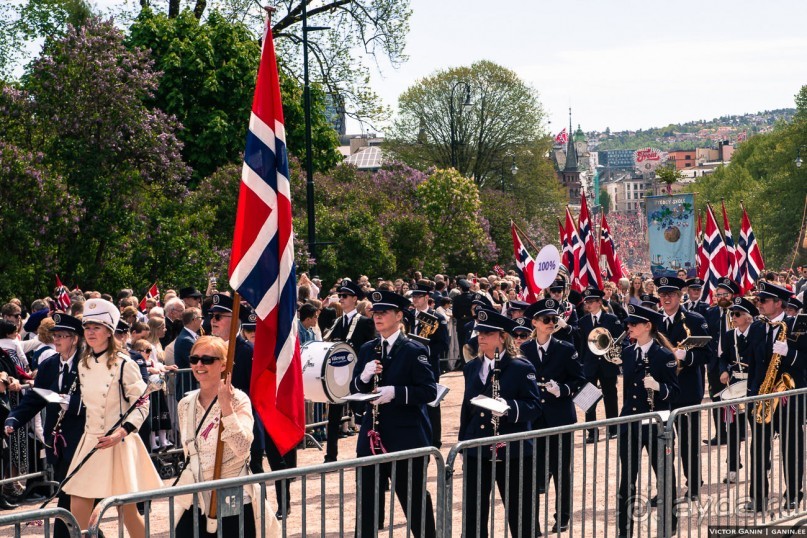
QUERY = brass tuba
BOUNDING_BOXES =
[588,327,625,365]
[754,321,795,424]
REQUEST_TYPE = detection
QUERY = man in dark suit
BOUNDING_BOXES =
[654,276,711,499]
[521,298,585,532]
[703,278,738,445]
[579,287,624,442]
[410,281,450,448]
[683,278,709,316]
[546,278,580,348]
[351,290,437,538]
[5,313,85,532]
[323,279,376,463]
[459,308,542,538]
[173,307,202,399]
[452,279,475,362]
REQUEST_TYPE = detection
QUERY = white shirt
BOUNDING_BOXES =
[183,327,199,341]
[590,312,600,325]
[480,355,495,384]
[381,330,401,355]
[535,340,549,361]
[637,339,654,358]
[58,357,74,391]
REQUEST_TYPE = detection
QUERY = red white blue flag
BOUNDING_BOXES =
[721,201,741,282]
[54,275,71,312]
[738,204,764,295]
[510,223,541,303]
[228,18,305,455]
[138,282,160,313]
[702,204,730,303]
[554,128,568,145]
[599,212,624,284]
[565,207,582,291]
[577,195,603,290]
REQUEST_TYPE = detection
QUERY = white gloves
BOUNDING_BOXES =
[644,376,660,392]
[373,385,395,405]
[556,317,568,329]
[674,349,687,362]
[59,394,70,411]
[545,380,561,398]
[773,341,790,356]
[360,360,379,384]
[491,397,509,417]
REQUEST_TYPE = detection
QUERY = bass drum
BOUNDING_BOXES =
[301,341,356,403]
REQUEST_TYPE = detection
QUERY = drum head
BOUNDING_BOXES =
[720,380,748,401]
[323,342,356,402]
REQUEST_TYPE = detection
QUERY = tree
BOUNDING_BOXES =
[655,165,684,195]
[600,189,612,214]
[127,8,340,181]
[386,60,545,187]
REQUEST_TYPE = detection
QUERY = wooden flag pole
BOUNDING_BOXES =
[208,291,241,520]
[512,219,544,258]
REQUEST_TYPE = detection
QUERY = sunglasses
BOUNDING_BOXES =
[730,311,745,317]
[211,313,231,321]
[337,294,352,299]
[138,348,152,354]
[189,354,221,365]
[514,333,530,340]
[537,316,558,325]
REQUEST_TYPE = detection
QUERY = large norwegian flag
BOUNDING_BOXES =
[701,204,730,303]
[138,282,160,313]
[228,18,305,455]
[721,201,741,282]
[511,223,541,303]
[54,275,71,312]
[738,204,765,295]
[554,128,568,145]
[558,218,573,274]
[564,207,583,291]
[696,212,706,279]
[577,195,603,290]
[599,212,624,283]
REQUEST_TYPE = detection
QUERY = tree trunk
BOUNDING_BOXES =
[168,0,180,18]
[193,0,206,19]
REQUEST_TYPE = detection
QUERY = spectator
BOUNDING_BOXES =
[298,304,319,346]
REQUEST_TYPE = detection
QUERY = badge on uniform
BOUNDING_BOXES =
[418,355,429,365]
[527,373,536,381]
[546,299,555,308]
[666,360,677,368]
[478,311,488,322]
[372,291,382,302]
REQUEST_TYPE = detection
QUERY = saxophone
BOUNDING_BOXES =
[674,313,692,375]
[754,321,795,424]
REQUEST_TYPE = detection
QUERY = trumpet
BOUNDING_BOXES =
[415,310,439,339]
[587,327,625,365]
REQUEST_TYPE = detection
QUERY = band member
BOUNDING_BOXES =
[351,290,436,538]
[786,296,804,317]
[506,300,529,320]
[579,287,624,442]
[640,294,660,310]
[323,280,375,463]
[410,281,449,448]
[461,294,493,361]
[617,304,679,538]
[717,297,763,483]
[654,276,710,500]
[683,278,709,316]
[743,281,807,512]
[603,282,628,322]
[704,278,739,445]
[459,308,542,538]
[521,299,584,533]
[4,314,85,535]
[546,278,579,348]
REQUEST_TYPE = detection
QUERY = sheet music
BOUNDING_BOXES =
[341,392,381,403]
[428,384,449,408]
[573,382,602,413]
[32,388,62,404]
[469,395,510,414]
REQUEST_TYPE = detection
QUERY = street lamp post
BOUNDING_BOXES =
[796,145,806,168]
[448,81,472,170]
[302,2,329,275]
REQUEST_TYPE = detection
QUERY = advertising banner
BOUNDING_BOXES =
[646,193,696,277]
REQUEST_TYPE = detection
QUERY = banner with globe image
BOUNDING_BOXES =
[646,193,696,278]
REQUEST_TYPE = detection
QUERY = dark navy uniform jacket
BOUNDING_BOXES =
[749,315,807,393]
[229,335,266,451]
[718,321,766,395]
[578,311,624,379]
[351,334,436,456]
[657,309,710,407]
[520,337,584,427]
[685,300,710,317]
[620,341,679,421]
[5,350,85,465]
[326,312,376,351]
[553,303,579,348]
[419,308,449,381]
[459,352,542,459]
[704,305,733,377]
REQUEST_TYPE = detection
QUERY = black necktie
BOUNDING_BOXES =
[60,363,69,393]
[665,318,671,332]
[342,315,349,332]
[538,346,544,363]
[382,340,390,361]
[636,347,644,367]
[766,324,774,350]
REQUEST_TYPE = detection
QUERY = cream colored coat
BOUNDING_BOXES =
[63,351,163,498]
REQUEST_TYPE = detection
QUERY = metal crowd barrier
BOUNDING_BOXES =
[0,387,53,495]
[0,507,81,538]
[86,446,444,538]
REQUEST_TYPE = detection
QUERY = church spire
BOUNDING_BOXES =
[563,107,578,172]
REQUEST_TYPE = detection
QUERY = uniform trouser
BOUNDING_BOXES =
[708,370,729,438]
[723,407,746,472]
[749,399,805,508]
[585,373,618,436]
[253,431,298,515]
[427,405,442,449]
[535,432,573,525]
[674,410,701,495]
[617,422,676,537]
[355,458,436,538]
[52,457,72,538]
[325,403,346,462]
[463,455,537,538]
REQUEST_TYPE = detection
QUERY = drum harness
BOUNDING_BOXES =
[323,312,362,345]
[724,329,748,423]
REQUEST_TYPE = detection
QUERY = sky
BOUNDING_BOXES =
[29,0,807,135]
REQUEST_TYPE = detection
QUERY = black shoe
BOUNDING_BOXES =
[608,432,618,440]
[704,436,727,446]
[537,484,546,494]
[275,508,290,520]
[585,434,599,444]
[0,498,18,510]
[323,456,337,463]
[550,521,569,532]
[22,493,47,504]
[650,495,658,507]
[740,501,764,514]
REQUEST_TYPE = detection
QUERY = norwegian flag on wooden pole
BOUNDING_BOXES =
[54,275,71,312]
[696,211,706,279]
[554,128,568,145]
[599,212,624,283]
[564,207,582,291]
[738,203,765,295]
[510,222,541,303]
[702,204,730,303]
[558,218,573,275]
[227,17,305,455]
[577,195,603,290]
[721,200,741,282]
[138,282,160,313]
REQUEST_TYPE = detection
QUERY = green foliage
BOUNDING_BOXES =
[600,189,612,214]
[655,165,684,194]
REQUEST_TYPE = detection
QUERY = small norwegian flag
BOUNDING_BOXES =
[138,282,160,313]
[721,201,741,282]
[702,204,730,303]
[738,204,764,294]
[493,264,506,278]
[54,275,71,312]
[511,223,541,303]
[554,128,568,145]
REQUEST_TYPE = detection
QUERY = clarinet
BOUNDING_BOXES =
[367,342,386,454]
[644,345,655,411]
[490,347,505,460]
[51,374,78,457]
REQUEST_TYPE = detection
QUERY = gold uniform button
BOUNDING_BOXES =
[480,425,485,430]
[632,407,637,411]
[480,412,485,417]
[633,395,637,399]
[541,399,546,403]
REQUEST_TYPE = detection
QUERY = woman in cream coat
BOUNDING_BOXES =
[64,299,162,538]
